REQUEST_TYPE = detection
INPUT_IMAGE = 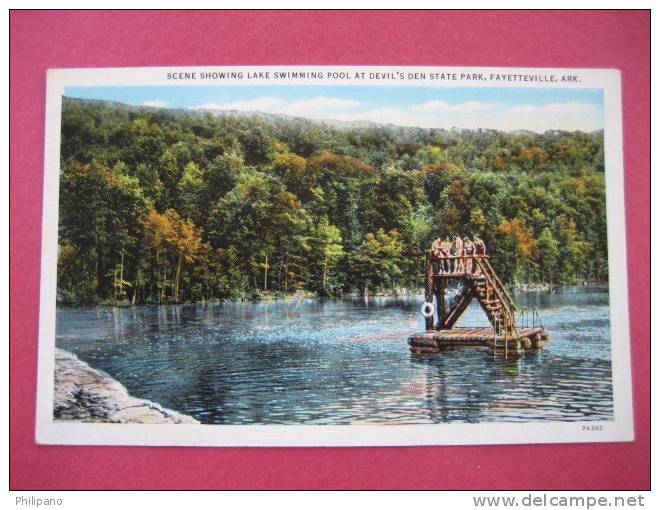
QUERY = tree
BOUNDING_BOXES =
[437,179,469,237]
[271,153,314,200]
[537,227,560,284]
[493,217,538,283]
[177,161,204,219]
[352,229,405,298]
[140,209,204,302]
[240,125,276,166]
[165,211,204,302]
[555,215,588,283]
[140,208,175,302]
[310,218,344,294]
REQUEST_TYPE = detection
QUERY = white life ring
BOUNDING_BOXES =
[421,301,435,318]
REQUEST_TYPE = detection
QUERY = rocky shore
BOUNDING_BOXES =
[53,348,199,424]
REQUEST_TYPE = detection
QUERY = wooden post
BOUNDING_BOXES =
[435,278,446,329]
[425,254,434,331]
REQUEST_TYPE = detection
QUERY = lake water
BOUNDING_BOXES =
[56,286,613,424]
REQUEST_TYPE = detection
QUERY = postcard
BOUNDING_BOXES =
[35,66,633,446]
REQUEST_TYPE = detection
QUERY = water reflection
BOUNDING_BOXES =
[56,286,613,424]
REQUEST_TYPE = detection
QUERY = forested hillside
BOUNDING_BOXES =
[57,98,608,305]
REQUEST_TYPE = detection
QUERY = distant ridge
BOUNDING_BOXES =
[62,97,603,136]
[63,96,418,132]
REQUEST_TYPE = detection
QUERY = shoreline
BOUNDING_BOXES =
[57,282,610,308]
[54,348,199,424]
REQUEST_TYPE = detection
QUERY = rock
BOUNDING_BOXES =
[53,348,199,424]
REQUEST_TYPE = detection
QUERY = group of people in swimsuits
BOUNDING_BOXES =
[430,235,487,274]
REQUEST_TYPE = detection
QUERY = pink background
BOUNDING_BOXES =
[10,10,650,490]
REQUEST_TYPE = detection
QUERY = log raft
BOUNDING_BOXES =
[408,327,550,356]
[409,248,549,358]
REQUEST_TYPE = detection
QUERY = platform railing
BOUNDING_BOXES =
[533,308,543,329]
[516,307,544,329]
[428,253,487,276]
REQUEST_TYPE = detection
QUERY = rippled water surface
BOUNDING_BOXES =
[56,286,613,424]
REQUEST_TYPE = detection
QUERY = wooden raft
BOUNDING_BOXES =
[408,327,549,356]
[409,249,549,358]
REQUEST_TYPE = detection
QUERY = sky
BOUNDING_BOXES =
[65,85,605,133]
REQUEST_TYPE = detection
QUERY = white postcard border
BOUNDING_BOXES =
[36,66,633,446]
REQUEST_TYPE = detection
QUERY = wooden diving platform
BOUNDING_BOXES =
[409,246,549,358]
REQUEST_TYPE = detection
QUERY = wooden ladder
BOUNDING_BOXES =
[473,257,518,338]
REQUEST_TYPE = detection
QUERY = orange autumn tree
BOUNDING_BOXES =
[166,210,205,302]
[141,209,172,302]
[141,209,204,302]
[494,218,539,283]
[515,146,548,171]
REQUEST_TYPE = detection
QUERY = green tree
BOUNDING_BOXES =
[310,218,344,294]
[352,229,405,298]
[537,227,560,284]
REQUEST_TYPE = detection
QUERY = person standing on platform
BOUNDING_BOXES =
[431,237,443,256]
[452,235,464,273]
[463,237,474,273]
[473,235,486,256]
[431,238,447,273]
[440,239,453,272]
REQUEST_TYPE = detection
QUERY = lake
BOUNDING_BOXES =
[56,286,613,424]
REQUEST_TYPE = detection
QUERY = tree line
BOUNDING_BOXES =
[56,98,608,305]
